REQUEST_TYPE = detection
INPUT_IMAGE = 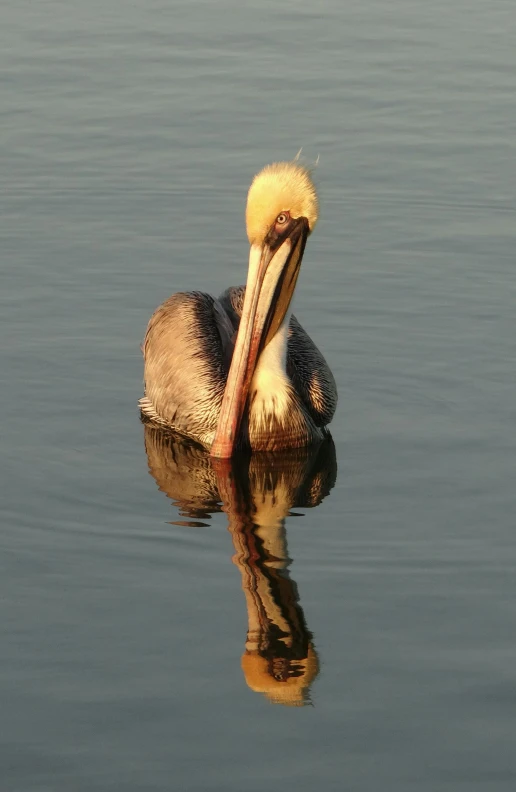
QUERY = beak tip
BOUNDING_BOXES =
[210,437,235,459]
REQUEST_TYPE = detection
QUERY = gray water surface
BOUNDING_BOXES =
[2,1,516,790]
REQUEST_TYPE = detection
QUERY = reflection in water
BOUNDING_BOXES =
[144,426,337,706]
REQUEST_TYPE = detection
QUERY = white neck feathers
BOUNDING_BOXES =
[250,313,291,425]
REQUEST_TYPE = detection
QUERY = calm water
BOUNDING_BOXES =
[2,1,516,789]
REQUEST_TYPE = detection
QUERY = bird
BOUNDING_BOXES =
[139,160,337,458]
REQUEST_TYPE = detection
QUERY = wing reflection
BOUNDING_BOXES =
[144,425,337,706]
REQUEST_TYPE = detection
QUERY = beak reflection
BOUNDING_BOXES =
[143,425,337,706]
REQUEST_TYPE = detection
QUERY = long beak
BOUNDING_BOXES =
[210,219,308,458]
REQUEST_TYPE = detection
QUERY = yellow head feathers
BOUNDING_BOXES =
[245,161,319,246]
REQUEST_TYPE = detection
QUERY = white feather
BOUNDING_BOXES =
[250,313,292,429]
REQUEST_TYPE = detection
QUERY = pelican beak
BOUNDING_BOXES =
[210,217,309,458]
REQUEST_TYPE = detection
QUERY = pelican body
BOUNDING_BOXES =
[140,162,337,457]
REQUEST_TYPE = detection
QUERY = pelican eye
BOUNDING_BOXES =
[275,212,289,226]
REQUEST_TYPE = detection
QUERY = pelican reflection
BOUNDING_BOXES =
[144,425,337,705]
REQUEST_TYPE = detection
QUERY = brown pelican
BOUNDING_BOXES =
[140,161,337,457]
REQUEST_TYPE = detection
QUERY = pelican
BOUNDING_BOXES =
[140,161,337,457]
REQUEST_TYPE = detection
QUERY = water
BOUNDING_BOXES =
[2,1,516,789]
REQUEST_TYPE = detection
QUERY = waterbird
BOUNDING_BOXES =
[140,161,337,457]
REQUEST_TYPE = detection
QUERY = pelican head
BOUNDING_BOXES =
[245,161,319,245]
[211,161,318,458]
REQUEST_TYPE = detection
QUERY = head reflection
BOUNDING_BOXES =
[144,425,337,706]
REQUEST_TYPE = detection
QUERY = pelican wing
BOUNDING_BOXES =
[140,292,234,447]
[286,315,337,428]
